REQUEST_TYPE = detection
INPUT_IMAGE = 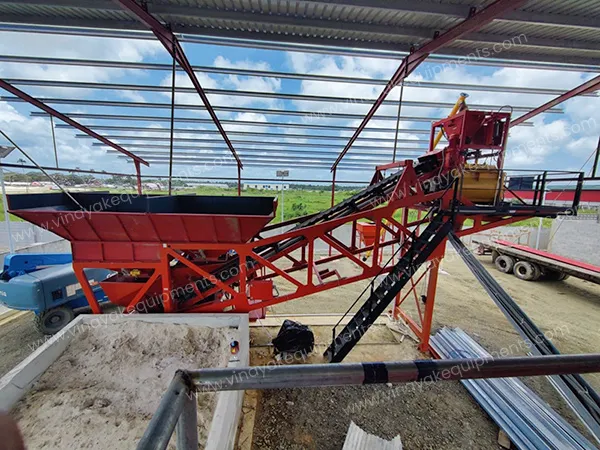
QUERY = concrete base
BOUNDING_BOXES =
[0,313,249,449]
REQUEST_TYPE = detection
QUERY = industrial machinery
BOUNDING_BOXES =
[5,109,583,357]
[0,253,111,334]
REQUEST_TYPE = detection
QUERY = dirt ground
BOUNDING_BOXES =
[248,247,600,449]
[1,247,599,449]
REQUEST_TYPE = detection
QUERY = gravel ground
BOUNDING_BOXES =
[252,382,499,450]
[1,248,599,449]
[250,249,600,449]
[0,312,42,377]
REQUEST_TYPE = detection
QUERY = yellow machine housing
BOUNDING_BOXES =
[460,164,505,204]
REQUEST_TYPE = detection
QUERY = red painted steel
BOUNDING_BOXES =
[8,106,573,353]
[0,79,148,166]
[495,240,600,274]
[331,0,528,170]
[504,189,600,204]
[510,75,600,127]
[114,0,242,168]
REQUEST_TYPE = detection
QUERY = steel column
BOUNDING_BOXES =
[511,75,600,127]
[175,389,197,450]
[331,0,528,170]
[137,372,192,450]
[135,160,142,195]
[114,0,242,169]
[49,116,58,167]
[0,79,147,165]
[168,42,176,196]
[592,137,600,178]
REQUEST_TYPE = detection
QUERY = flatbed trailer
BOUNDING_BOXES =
[474,239,600,285]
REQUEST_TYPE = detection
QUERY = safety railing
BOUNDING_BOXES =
[136,354,600,450]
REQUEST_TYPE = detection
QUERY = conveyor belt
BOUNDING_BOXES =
[186,169,407,303]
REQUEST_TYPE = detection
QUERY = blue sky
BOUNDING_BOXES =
[0,31,598,184]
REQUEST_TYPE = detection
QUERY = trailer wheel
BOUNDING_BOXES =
[491,250,500,263]
[34,306,75,335]
[545,269,569,281]
[513,261,538,281]
[495,255,515,273]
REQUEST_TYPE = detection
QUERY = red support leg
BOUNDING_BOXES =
[161,248,174,313]
[237,164,242,196]
[329,168,336,257]
[419,254,443,352]
[72,264,102,314]
[135,160,142,195]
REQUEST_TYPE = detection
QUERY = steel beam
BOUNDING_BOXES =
[119,156,380,171]
[0,22,598,70]
[113,0,242,168]
[56,124,430,141]
[101,144,423,157]
[1,0,599,34]
[3,78,566,112]
[1,96,556,117]
[36,111,532,129]
[0,79,148,165]
[78,134,429,148]
[0,162,371,183]
[332,0,528,170]
[111,151,410,164]
[510,75,600,127]
[3,55,598,96]
[31,0,595,52]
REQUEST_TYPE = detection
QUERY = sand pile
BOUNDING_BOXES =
[12,322,231,449]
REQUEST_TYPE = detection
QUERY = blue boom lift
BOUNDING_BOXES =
[0,253,111,334]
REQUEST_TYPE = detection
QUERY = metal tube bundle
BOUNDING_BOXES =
[448,232,600,443]
[431,327,596,450]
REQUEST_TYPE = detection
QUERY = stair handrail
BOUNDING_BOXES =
[330,207,437,345]
[329,176,461,350]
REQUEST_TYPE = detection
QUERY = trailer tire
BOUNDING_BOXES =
[530,263,542,281]
[34,306,75,335]
[513,261,538,281]
[495,255,515,273]
[491,250,500,263]
[545,269,569,281]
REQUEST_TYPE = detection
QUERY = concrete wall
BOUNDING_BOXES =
[548,214,600,266]
[0,222,62,252]
[461,224,551,250]
[0,239,71,261]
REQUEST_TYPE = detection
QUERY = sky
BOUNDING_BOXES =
[0,30,598,184]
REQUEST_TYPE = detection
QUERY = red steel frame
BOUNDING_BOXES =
[114,0,243,170]
[331,0,528,171]
[0,79,148,193]
[510,74,600,127]
[70,159,531,352]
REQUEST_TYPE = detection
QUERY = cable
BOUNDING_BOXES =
[0,130,84,210]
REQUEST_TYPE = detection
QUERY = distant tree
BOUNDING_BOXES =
[17,158,26,173]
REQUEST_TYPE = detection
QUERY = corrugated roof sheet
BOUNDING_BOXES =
[0,0,598,68]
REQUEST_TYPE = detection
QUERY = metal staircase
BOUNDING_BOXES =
[324,212,453,363]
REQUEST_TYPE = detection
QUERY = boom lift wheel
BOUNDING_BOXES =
[513,261,540,281]
[34,306,75,335]
[494,255,515,274]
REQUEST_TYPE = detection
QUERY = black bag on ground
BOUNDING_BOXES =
[272,320,314,356]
